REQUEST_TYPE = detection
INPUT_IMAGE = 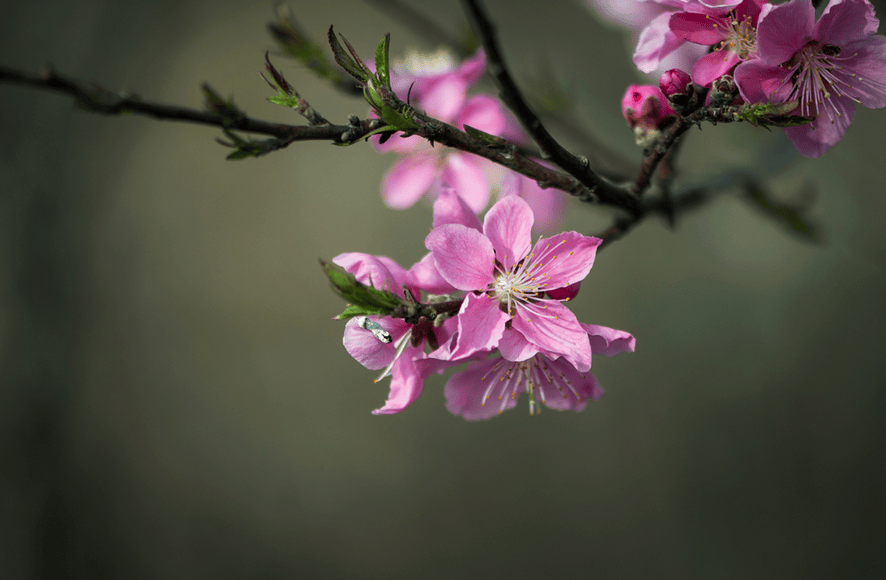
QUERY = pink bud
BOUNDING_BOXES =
[621,85,676,132]
[659,69,691,98]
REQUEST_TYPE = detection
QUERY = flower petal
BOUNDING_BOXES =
[783,95,856,157]
[528,232,601,291]
[670,13,726,45]
[440,153,492,213]
[482,195,534,271]
[537,358,603,412]
[333,252,409,292]
[343,317,408,370]
[432,186,483,231]
[840,35,886,109]
[755,0,814,66]
[445,357,519,420]
[498,328,541,362]
[425,224,495,290]
[511,301,592,372]
[634,12,687,74]
[582,324,637,357]
[382,153,439,209]
[459,95,506,135]
[406,252,457,295]
[371,353,424,415]
[815,0,880,47]
[692,48,742,87]
[441,292,509,361]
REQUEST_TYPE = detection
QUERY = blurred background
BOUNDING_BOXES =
[1,0,884,578]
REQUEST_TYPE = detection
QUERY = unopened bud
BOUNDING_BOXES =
[621,85,676,145]
[659,69,691,99]
[709,74,740,108]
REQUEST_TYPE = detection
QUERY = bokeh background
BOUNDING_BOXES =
[2,0,885,578]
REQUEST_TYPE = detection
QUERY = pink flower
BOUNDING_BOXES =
[333,252,456,415]
[734,0,886,157]
[445,324,635,420]
[669,0,764,86]
[425,196,602,372]
[500,164,567,235]
[630,0,745,75]
[372,50,520,212]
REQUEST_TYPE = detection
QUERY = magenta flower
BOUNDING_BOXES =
[734,0,886,157]
[333,252,456,415]
[630,0,745,75]
[669,0,764,86]
[445,324,635,420]
[425,195,602,372]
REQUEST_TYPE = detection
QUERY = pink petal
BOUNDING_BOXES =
[425,224,495,290]
[459,95,506,135]
[382,153,439,209]
[406,252,457,295]
[582,324,637,357]
[783,95,856,157]
[815,0,880,47]
[482,195,534,271]
[734,60,794,103]
[498,328,541,362]
[343,317,408,370]
[421,76,469,122]
[511,302,592,372]
[442,292,509,361]
[440,153,492,213]
[501,169,567,235]
[371,353,424,415]
[456,49,487,86]
[692,48,742,87]
[432,187,483,231]
[537,358,602,412]
[755,0,814,66]
[528,232,601,291]
[445,357,519,420]
[333,252,409,292]
[669,13,726,45]
[634,12,687,74]
[841,35,886,109]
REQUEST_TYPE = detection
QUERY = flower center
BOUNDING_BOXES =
[478,355,586,416]
[782,41,860,126]
[488,238,572,316]
[718,13,758,60]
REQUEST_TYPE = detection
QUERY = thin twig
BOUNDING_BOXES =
[460,0,640,214]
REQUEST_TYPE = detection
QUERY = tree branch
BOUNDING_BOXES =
[460,0,640,214]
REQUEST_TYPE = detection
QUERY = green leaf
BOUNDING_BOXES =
[327,26,370,83]
[320,259,404,320]
[375,33,391,89]
[268,94,301,108]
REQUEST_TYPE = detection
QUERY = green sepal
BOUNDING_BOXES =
[320,259,403,320]
[375,33,391,89]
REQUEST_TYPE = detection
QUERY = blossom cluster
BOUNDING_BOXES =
[334,190,634,420]
[607,0,886,157]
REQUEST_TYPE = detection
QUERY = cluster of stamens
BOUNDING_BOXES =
[478,355,585,415]
[713,12,758,61]
[781,42,860,128]
[487,238,573,322]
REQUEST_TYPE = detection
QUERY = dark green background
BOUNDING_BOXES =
[2,1,884,578]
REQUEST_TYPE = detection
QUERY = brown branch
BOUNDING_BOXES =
[460,0,640,215]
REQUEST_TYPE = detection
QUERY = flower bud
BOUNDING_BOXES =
[621,85,676,145]
[659,69,691,98]
[709,74,740,108]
